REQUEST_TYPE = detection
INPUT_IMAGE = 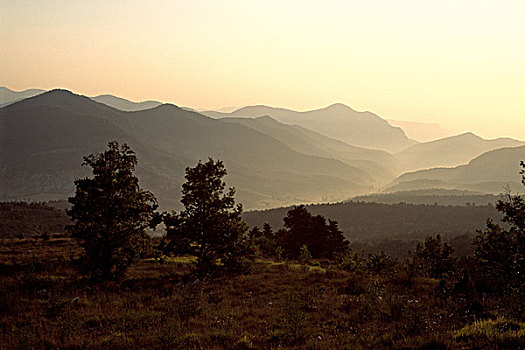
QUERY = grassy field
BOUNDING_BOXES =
[1,237,524,349]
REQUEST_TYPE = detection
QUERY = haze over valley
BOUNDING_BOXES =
[1,87,523,211]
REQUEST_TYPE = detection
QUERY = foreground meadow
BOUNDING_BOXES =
[1,237,524,349]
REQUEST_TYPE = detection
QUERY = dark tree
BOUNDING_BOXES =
[248,222,280,258]
[67,141,159,281]
[410,234,455,278]
[249,226,263,240]
[366,251,397,273]
[263,223,274,240]
[280,205,349,259]
[165,158,254,278]
[474,161,525,295]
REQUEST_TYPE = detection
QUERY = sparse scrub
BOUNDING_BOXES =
[2,236,525,349]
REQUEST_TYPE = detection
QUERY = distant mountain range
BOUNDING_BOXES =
[220,115,400,182]
[388,146,525,194]
[1,90,380,209]
[1,87,524,210]
[396,132,524,172]
[202,104,418,153]
[91,94,162,111]
[0,87,45,107]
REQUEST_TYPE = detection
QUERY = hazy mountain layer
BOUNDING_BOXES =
[91,95,162,111]
[202,103,417,153]
[387,119,454,142]
[395,132,524,172]
[1,88,165,112]
[2,87,521,209]
[387,146,525,194]
[220,115,400,183]
[0,90,375,210]
[0,90,186,209]
[0,87,45,107]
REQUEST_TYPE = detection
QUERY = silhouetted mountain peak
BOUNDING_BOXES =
[232,105,290,115]
[322,103,357,113]
[150,103,182,112]
[222,103,415,152]
[45,89,78,97]
[10,89,85,105]
[458,132,482,140]
[2,89,128,117]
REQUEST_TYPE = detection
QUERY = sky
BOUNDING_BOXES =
[1,0,524,139]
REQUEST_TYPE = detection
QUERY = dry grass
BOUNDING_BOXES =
[1,238,523,349]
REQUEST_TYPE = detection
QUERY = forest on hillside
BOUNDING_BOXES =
[0,202,70,238]
[243,201,500,241]
[0,200,499,242]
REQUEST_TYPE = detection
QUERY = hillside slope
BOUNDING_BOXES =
[91,94,162,111]
[0,87,45,107]
[0,90,375,209]
[388,146,525,193]
[221,115,400,182]
[396,132,524,172]
[203,103,417,153]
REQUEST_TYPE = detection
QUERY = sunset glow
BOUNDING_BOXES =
[2,0,524,139]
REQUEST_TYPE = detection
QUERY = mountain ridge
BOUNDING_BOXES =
[203,103,417,152]
[1,90,377,210]
[387,145,525,194]
[220,115,400,182]
[91,94,163,111]
[0,87,46,107]
[395,132,524,172]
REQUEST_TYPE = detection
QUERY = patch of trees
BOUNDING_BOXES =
[0,201,69,238]
[64,139,524,313]
[352,190,499,206]
[249,205,349,260]
[66,142,256,281]
[474,161,525,296]
[243,200,500,241]
[65,142,351,280]
[409,234,455,278]
[349,233,475,260]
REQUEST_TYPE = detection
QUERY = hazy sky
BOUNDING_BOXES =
[1,0,524,139]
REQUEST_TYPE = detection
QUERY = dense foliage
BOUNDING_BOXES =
[164,158,254,278]
[474,161,525,299]
[410,235,455,278]
[67,141,159,281]
[277,205,349,259]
